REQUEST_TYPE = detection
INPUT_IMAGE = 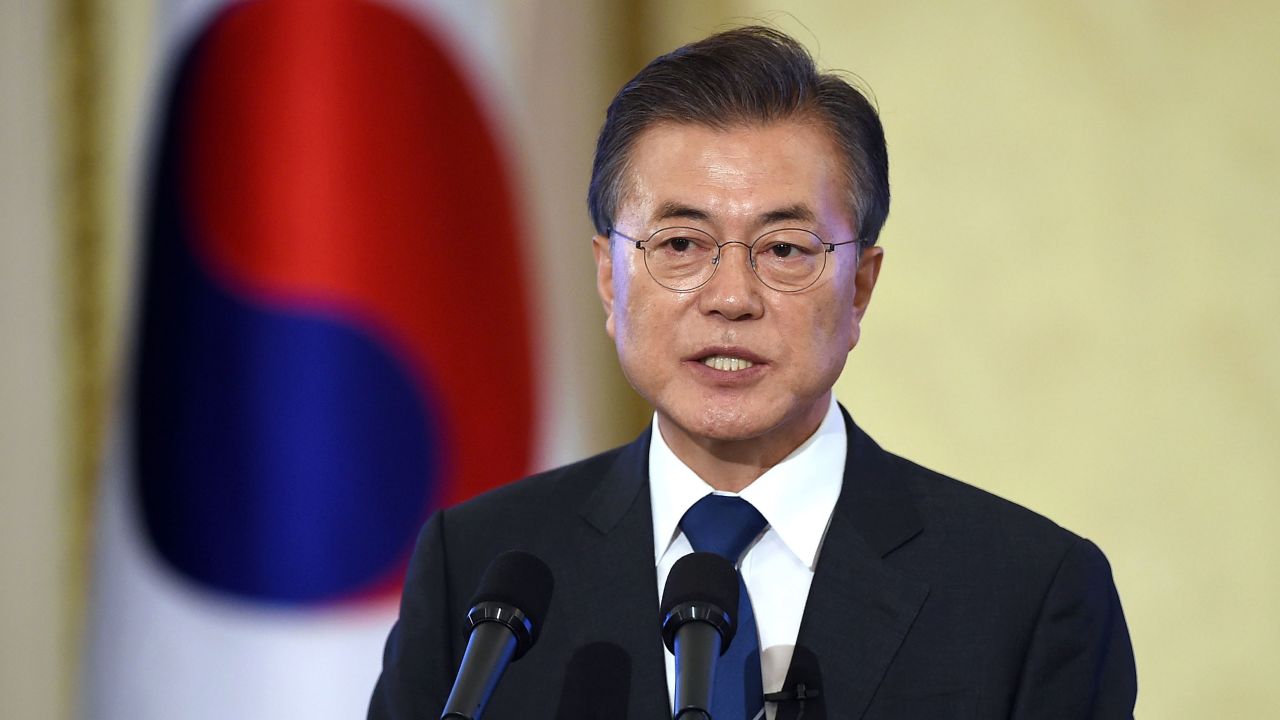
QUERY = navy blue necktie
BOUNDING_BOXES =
[680,494,769,720]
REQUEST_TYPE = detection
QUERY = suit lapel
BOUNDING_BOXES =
[781,409,930,720]
[571,414,930,719]
[574,428,671,720]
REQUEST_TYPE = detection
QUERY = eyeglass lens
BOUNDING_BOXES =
[641,226,828,292]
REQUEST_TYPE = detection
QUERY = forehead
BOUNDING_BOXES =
[617,120,854,235]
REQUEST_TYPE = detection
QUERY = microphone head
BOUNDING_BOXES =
[468,550,554,658]
[659,552,740,653]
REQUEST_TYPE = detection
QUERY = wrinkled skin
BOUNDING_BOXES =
[593,120,883,490]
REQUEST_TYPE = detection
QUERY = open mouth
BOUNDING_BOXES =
[700,355,756,372]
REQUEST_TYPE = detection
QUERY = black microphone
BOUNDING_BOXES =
[660,552,741,720]
[441,550,554,720]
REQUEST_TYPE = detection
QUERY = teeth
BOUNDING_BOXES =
[702,356,755,372]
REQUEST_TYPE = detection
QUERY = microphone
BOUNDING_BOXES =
[660,552,741,720]
[441,550,554,720]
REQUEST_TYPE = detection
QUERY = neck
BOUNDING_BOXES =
[657,396,830,493]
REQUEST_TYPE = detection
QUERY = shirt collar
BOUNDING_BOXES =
[648,395,847,569]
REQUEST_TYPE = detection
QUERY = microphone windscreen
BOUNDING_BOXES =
[660,551,740,621]
[470,550,554,630]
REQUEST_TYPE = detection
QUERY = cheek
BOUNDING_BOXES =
[828,274,862,347]
[609,257,639,336]
[619,292,666,348]
[801,297,857,367]
[612,273,661,353]
[614,285,700,379]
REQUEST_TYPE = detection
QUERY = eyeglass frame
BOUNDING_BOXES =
[606,225,862,293]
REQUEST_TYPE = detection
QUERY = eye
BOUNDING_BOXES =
[666,236,694,253]
[650,229,714,255]
[756,230,823,261]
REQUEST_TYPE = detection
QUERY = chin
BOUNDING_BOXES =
[676,400,783,443]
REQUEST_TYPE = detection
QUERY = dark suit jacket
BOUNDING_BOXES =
[369,409,1136,719]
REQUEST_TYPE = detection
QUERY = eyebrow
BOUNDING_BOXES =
[652,201,817,228]
[758,203,816,226]
[653,201,712,224]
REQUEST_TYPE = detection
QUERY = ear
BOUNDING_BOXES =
[591,234,617,339]
[849,245,884,350]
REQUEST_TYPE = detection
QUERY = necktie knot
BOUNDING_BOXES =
[680,494,768,563]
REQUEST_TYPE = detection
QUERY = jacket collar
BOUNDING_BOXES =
[779,407,930,719]
[580,423,652,535]
[578,407,924,552]
[577,409,930,719]
[837,405,924,557]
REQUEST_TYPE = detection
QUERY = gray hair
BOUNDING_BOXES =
[587,26,890,247]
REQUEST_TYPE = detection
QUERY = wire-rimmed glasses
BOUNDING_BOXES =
[609,226,858,293]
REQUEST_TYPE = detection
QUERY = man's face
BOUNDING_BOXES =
[592,120,883,454]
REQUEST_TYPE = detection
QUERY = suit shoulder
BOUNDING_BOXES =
[883,451,1087,556]
[441,442,631,527]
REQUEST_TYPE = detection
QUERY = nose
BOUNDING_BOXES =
[697,242,764,320]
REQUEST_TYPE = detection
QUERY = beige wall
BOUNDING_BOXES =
[1,3,71,719]
[647,2,1280,716]
[1,0,152,716]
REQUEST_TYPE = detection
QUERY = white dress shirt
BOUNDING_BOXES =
[649,395,846,719]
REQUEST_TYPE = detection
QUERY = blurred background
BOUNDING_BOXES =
[2,0,1277,717]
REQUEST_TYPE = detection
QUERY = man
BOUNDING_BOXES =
[370,26,1136,719]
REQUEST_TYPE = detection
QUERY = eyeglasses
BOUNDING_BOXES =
[608,226,859,293]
